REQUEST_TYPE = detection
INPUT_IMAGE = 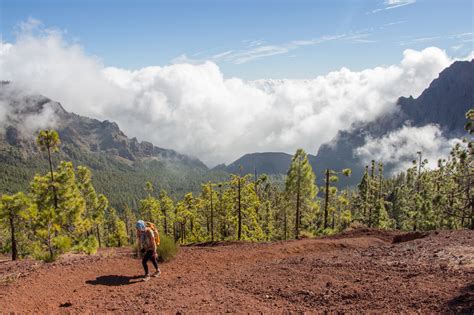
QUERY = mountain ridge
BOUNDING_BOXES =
[0,85,226,208]
[1,59,472,206]
[1,88,207,169]
[224,60,474,185]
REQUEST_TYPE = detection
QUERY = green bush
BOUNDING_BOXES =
[348,221,367,230]
[321,228,337,236]
[31,236,72,262]
[32,250,57,262]
[31,243,58,262]
[52,236,72,253]
[299,230,314,239]
[157,235,179,262]
[73,235,99,255]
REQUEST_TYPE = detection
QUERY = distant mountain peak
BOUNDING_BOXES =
[0,86,207,169]
[226,60,473,187]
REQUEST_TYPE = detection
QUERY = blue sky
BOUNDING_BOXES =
[0,0,472,165]
[1,0,472,79]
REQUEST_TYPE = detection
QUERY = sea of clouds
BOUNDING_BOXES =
[0,20,471,167]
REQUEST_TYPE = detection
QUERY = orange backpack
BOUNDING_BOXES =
[145,222,161,246]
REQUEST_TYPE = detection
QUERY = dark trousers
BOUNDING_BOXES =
[142,250,159,275]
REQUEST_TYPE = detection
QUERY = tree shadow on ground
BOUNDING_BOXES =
[447,283,473,314]
[86,275,143,286]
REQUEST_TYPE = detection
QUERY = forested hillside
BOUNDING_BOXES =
[0,61,472,264]
[1,60,472,209]
[1,106,471,262]
[0,84,227,209]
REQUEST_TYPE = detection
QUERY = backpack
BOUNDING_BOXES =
[145,221,161,246]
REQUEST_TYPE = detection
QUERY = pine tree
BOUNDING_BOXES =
[76,166,108,245]
[94,195,108,247]
[123,205,137,245]
[0,192,31,260]
[322,168,351,230]
[55,162,86,239]
[105,208,128,247]
[30,162,85,260]
[159,190,174,236]
[258,178,279,240]
[285,149,317,238]
[231,174,244,240]
[174,193,202,243]
[139,181,162,225]
[216,182,234,240]
[37,130,60,210]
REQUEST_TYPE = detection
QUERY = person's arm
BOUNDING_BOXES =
[136,233,142,258]
[148,230,157,258]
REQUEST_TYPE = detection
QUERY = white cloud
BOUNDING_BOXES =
[0,22,468,166]
[0,84,59,137]
[209,34,346,64]
[382,20,407,28]
[385,0,415,5]
[355,124,462,173]
[370,0,416,14]
[400,32,473,46]
[184,31,378,65]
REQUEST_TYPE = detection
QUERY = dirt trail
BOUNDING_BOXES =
[0,229,473,313]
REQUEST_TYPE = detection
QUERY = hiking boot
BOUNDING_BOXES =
[152,269,161,278]
[143,274,151,282]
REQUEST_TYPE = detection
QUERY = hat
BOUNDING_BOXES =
[136,220,146,231]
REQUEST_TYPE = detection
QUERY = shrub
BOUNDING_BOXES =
[31,243,58,262]
[348,221,367,230]
[299,230,314,239]
[315,228,336,236]
[157,235,179,262]
[73,235,99,255]
[52,235,72,253]
[323,228,337,235]
[33,251,57,262]
[32,236,72,262]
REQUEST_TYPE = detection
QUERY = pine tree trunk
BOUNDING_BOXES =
[466,171,473,229]
[47,146,58,210]
[238,178,242,240]
[47,223,54,260]
[173,221,177,241]
[470,197,474,230]
[295,158,301,238]
[96,225,102,248]
[368,206,373,228]
[163,210,168,235]
[9,212,17,261]
[331,210,335,230]
[324,169,330,229]
[210,184,214,242]
[124,216,130,244]
[182,222,186,243]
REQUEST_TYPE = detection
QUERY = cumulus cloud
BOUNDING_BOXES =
[0,21,468,166]
[355,124,462,174]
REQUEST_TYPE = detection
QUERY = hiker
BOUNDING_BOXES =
[136,220,161,281]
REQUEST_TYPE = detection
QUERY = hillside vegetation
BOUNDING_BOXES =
[0,107,472,262]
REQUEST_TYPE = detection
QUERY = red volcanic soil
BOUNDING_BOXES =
[0,229,472,313]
